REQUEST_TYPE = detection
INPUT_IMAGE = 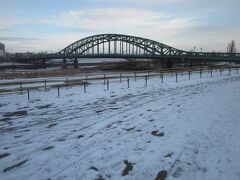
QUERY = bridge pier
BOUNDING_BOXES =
[42,59,46,69]
[166,60,173,68]
[74,58,78,68]
[63,58,67,68]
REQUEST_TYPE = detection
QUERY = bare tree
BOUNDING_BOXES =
[227,40,237,54]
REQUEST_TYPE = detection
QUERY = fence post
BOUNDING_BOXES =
[229,68,231,75]
[44,80,47,92]
[145,76,148,87]
[57,86,60,97]
[107,80,109,91]
[127,78,130,88]
[200,70,202,78]
[161,74,163,83]
[120,73,122,83]
[210,69,213,77]
[85,75,88,84]
[20,82,23,94]
[27,89,30,100]
[66,78,68,89]
[188,71,191,80]
[84,84,86,93]
[134,72,137,81]
[104,74,106,85]
[176,73,178,83]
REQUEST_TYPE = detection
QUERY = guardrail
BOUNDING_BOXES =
[0,66,239,96]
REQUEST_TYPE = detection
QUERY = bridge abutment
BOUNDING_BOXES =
[42,59,46,69]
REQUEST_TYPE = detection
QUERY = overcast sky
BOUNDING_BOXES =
[0,0,240,53]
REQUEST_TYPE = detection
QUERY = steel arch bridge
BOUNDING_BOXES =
[57,33,187,58]
[21,34,240,63]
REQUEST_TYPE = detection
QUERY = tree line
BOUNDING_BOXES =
[227,40,237,54]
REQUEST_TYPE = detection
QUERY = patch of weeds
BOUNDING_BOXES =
[122,160,134,176]
[155,170,167,180]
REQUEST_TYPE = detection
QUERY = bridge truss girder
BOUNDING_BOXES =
[57,34,187,58]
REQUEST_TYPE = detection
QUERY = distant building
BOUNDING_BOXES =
[0,42,6,61]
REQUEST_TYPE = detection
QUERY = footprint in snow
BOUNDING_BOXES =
[151,130,164,137]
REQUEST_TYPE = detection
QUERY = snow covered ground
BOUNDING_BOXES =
[0,70,240,180]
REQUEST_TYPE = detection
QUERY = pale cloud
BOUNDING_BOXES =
[41,8,203,40]
[4,8,206,52]
[0,37,40,41]
[87,0,181,3]
[0,17,22,31]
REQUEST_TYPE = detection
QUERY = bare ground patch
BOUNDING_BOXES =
[3,111,28,117]
[155,170,167,180]
[0,153,10,159]
[122,160,134,176]
[3,160,28,173]
[151,130,164,137]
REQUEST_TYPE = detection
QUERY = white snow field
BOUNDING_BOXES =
[0,70,240,180]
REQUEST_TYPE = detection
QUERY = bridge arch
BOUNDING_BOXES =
[57,34,188,57]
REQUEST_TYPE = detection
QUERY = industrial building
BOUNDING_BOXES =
[0,42,5,61]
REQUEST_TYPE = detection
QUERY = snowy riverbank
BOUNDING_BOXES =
[0,70,240,180]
